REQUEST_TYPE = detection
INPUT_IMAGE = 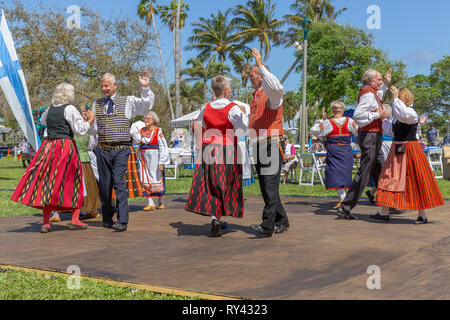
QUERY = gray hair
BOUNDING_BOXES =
[145,111,160,125]
[330,100,345,110]
[361,69,380,85]
[101,73,116,84]
[51,83,75,105]
[382,104,392,117]
[211,76,231,97]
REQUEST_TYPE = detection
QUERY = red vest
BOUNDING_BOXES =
[357,86,383,133]
[203,102,236,145]
[329,117,351,137]
[249,89,284,137]
[140,127,159,146]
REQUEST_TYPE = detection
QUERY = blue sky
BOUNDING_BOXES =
[7,0,450,92]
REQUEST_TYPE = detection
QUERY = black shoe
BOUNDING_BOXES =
[250,224,273,237]
[220,221,228,230]
[336,206,357,220]
[211,220,222,237]
[389,208,403,215]
[103,222,114,229]
[366,190,376,205]
[369,212,389,222]
[274,225,289,234]
[112,223,127,232]
[414,217,428,225]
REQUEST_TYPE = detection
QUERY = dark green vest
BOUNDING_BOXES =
[46,104,74,139]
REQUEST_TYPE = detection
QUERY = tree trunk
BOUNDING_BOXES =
[152,12,174,120]
[175,0,182,118]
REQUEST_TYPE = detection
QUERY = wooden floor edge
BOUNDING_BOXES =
[0,264,245,301]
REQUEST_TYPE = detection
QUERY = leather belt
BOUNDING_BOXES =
[98,144,129,151]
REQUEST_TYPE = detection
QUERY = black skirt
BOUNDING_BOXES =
[185,143,244,218]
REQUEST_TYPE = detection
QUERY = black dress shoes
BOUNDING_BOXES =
[250,224,273,237]
[366,190,376,205]
[369,212,389,222]
[274,225,289,234]
[336,205,357,220]
[103,222,114,229]
[389,208,404,215]
[414,217,428,225]
[112,223,127,232]
[211,219,223,237]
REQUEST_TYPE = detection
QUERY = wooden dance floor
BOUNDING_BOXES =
[1,195,449,300]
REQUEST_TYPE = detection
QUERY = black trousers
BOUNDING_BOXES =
[94,146,131,224]
[254,139,289,231]
[342,132,384,211]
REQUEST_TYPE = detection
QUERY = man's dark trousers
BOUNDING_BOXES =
[342,132,384,211]
[95,146,131,225]
[254,139,289,231]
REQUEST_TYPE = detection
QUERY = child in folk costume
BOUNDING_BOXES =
[371,87,444,223]
[310,101,358,209]
[185,76,248,237]
[11,83,95,233]
[131,112,170,211]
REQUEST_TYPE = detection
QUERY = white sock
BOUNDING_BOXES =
[147,198,155,206]
[380,207,389,216]
[336,189,346,201]
[418,209,427,219]
[210,215,217,222]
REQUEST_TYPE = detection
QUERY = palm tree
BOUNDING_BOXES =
[137,0,175,120]
[283,0,347,46]
[182,58,231,103]
[232,0,285,61]
[230,50,253,103]
[187,9,241,65]
[158,0,189,117]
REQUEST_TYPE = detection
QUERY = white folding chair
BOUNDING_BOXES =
[165,150,180,180]
[427,148,443,179]
[298,153,324,186]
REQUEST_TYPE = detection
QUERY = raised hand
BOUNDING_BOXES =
[252,48,263,67]
[419,116,429,125]
[139,70,150,88]
[390,85,399,99]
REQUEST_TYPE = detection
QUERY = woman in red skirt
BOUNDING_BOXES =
[372,86,444,223]
[185,76,248,237]
[11,83,95,233]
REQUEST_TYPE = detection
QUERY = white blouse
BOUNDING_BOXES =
[310,117,358,138]
[353,84,388,128]
[40,104,91,136]
[130,122,170,165]
[258,66,284,110]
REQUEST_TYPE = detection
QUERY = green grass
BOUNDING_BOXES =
[0,268,200,300]
[1,157,449,219]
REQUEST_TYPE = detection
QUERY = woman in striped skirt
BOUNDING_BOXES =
[185,76,248,237]
[11,83,95,233]
[371,86,444,223]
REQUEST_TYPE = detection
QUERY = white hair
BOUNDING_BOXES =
[361,69,380,85]
[101,73,116,84]
[51,83,75,105]
[145,111,160,125]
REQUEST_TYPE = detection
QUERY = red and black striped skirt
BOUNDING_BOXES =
[185,143,244,218]
[376,141,444,210]
[11,138,84,210]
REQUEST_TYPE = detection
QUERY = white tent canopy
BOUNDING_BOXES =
[169,110,200,129]
[0,125,11,134]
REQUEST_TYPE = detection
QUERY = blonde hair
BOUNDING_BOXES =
[52,83,75,105]
[211,76,230,97]
[361,69,380,85]
[398,88,414,106]
[330,100,345,115]
[145,111,160,125]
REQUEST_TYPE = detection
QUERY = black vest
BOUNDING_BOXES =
[393,121,418,141]
[46,104,74,139]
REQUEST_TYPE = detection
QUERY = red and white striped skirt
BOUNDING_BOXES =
[11,138,84,210]
[376,141,444,210]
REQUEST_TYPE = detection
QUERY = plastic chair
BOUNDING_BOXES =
[427,148,443,179]
[298,153,324,186]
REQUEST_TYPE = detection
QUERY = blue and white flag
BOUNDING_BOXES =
[0,9,39,151]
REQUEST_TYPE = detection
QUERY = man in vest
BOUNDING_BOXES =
[90,71,154,232]
[248,48,289,237]
[336,68,391,219]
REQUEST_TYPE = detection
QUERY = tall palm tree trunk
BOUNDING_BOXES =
[175,0,182,118]
[152,12,174,120]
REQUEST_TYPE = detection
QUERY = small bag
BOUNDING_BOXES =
[395,144,406,154]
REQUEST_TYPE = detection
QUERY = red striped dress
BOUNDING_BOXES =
[376,120,444,210]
